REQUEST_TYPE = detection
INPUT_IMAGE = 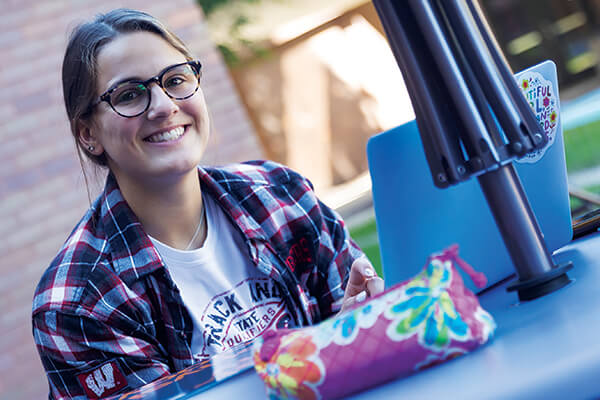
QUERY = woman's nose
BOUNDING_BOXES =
[146,85,179,119]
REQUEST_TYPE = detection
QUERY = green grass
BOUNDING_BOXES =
[565,120,600,213]
[570,196,584,211]
[583,183,600,193]
[348,217,377,238]
[564,119,600,172]
[570,183,600,215]
[349,218,383,278]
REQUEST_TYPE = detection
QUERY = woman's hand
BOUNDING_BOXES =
[340,257,385,313]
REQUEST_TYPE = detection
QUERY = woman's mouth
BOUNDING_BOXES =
[145,126,186,143]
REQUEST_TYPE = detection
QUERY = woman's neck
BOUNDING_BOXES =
[114,168,206,250]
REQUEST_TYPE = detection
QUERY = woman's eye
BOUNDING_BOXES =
[165,76,185,87]
[114,86,144,104]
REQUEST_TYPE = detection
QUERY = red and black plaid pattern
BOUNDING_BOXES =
[32,160,362,399]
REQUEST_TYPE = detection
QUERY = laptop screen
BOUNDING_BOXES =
[367,60,572,292]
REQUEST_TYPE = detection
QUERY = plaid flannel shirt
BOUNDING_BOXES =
[32,160,363,399]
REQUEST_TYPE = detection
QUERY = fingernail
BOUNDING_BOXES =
[364,268,375,278]
[356,291,367,302]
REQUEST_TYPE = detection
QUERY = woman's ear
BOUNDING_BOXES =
[76,119,104,156]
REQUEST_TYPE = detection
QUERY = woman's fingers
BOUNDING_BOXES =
[343,258,373,300]
[341,291,367,312]
[340,258,385,313]
[366,276,385,297]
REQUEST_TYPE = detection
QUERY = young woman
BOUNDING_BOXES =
[32,8,384,399]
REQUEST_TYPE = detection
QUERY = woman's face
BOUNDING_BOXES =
[85,31,210,185]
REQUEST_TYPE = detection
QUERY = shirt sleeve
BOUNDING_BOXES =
[32,310,171,399]
[313,196,365,319]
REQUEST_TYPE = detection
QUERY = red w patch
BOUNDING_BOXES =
[76,360,127,399]
[285,238,313,272]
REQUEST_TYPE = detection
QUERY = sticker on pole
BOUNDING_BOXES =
[515,71,558,164]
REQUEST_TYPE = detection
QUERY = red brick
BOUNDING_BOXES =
[0,103,16,119]
[165,4,204,28]
[32,0,69,17]
[0,112,41,137]
[0,213,18,239]
[0,8,30,32]
[0,1,260,398]
[33,235,71,260]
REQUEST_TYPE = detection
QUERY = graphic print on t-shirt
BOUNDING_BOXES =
[149,191,296,362]
[198,276,289,357]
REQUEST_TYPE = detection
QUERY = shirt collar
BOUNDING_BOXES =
[198,166,267,242]
[98,173,164,284]
[97,168,267,285]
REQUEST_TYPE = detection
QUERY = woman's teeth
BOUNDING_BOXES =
[146,126,185,143]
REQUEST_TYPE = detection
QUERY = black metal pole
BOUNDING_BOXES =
[478,166,552,279]
[372,0,572,301]
[478,165,572,300]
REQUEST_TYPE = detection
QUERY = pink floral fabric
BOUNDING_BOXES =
[253,245,496,399]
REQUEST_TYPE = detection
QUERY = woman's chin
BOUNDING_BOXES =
[153,162,200,179]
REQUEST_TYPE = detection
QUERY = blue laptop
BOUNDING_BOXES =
[367,60,572,292]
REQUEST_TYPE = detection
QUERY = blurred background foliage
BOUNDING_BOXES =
[197,0,276,66]
[198,0,262,16]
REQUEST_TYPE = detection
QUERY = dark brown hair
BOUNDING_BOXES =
[62,8,194,168]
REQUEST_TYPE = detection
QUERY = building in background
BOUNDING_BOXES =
[0,1,261,399]
[203,0,415,196]
[480,0,600,99]
[201,0,600,204]
[479,0,600,215]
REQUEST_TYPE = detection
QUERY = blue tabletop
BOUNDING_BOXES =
[195,234,600,400]
[116,234,600,399]
[347,234,600,400]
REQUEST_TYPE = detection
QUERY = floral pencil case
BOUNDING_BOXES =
[253,245,496,399]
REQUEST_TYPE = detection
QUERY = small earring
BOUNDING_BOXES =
[88,145,95,152]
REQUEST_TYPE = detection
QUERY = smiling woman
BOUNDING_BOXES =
[79,31,211,208]
[31,8,384,400]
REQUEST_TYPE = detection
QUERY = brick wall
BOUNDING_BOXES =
[0,1,262,398]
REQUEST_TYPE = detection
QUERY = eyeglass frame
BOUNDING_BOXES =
[90,60,203,118]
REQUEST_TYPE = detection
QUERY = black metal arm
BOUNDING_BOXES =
[372,0,572,301]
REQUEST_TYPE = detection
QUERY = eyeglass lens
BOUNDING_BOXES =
[109,63,198,117]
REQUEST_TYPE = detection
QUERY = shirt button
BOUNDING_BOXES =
[179,331,187,339]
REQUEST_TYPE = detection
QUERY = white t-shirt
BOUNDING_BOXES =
[149,192,295,363]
